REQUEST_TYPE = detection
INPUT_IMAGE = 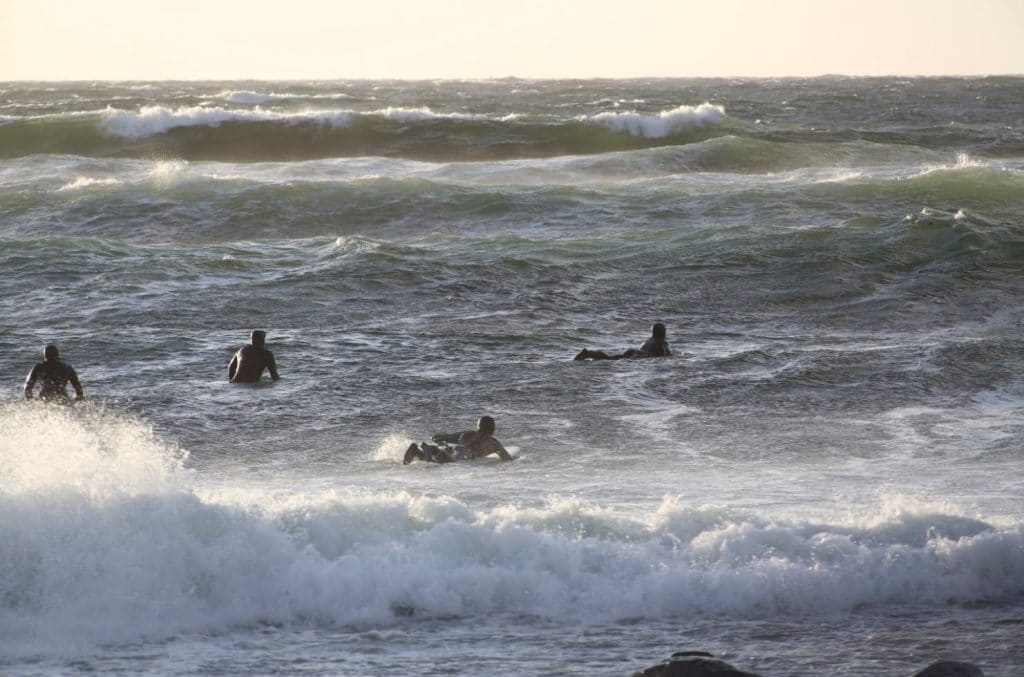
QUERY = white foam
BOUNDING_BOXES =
[219,90,284,104]
[101,105,269,138]
[371,433,415,463]
[96,104,496,139]
[56,176,124,192]
[3,405,1020,654]
[376,106,489,123]
[147,159,190,187]
[2,448,1021,658]
[99,105,358,139]
[218,90,352,104]
[0,402,188,497]
[586,103,726,138]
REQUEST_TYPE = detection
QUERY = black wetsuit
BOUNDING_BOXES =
[635,336,671,357]
[404,430,512,464]
[24,360,83,401]
[228,344,279,383]
[576,337,671,361]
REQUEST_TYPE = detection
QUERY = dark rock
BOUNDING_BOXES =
[633,654,761,677]
[911,661,984,677]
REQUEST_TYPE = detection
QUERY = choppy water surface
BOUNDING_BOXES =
[1,78,1023,676]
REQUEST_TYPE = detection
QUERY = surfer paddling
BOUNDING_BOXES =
[403,415,513,464]
[24,344,84,403]
[228,330,280,383]
[574,322,671,361]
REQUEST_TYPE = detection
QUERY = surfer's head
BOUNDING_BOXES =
[43,344,59,361]
[477,416,496,436]
[652,322,666,339]
[250,330,266,347]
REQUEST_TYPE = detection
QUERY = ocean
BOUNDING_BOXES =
[1,78,1022,676]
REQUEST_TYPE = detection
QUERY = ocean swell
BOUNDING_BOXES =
[0,104,730,162]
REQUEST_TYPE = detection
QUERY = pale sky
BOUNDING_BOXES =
[2,0,1022,80]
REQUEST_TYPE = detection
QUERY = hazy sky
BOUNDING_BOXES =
[2,0,1022,80]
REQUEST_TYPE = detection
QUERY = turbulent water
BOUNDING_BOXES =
[1,78,1023,676]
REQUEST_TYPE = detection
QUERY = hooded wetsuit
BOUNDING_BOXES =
[25,360,83,401]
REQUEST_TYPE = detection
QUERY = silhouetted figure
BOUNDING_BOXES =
[228,330,279,383]
[24,344,83,402]
[404,415,513,464]
[574,323,671,361]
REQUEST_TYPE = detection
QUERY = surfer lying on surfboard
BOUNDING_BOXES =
[403,415,513,464]
[574,322,671,361]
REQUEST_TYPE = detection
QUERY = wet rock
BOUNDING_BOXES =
[633,652,761,677]
[911,661,984,677]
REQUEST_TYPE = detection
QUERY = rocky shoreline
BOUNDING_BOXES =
[633,651,985,676]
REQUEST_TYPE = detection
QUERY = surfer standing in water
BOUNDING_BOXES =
[574,322,671,361]
[24,344,84,402]
[403,415,513,464]
[228,330,280,383]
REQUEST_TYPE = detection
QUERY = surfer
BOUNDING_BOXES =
[574,322,671,361]
[228,330,280,383]
[403,415,513,464]
[24,344,84,402]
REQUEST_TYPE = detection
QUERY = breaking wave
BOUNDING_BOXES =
[1,403,1021,654]
[0,104,730,162]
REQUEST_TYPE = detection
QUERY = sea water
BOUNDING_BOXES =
[1,78,1022,675]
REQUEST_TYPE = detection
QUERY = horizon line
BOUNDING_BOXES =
[3,72,1023,84]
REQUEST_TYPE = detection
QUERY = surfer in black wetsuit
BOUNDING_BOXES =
[574,322,671,361]
[403,415,513,464]
[24,344,84,402]
[228,330,280,383]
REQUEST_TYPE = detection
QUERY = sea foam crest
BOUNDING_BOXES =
[100,105,358,139]
[97,104,489,139]
[220,90,284,104]
[376,106,490,123]
[3,466,1023,657]
[102,105,277,138]
[587,103,726,138]
[218,90,352,104]
[56,176,124,192]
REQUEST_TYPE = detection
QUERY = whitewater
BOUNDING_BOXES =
[1,78,1023,676]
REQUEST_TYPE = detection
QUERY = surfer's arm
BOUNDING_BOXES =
[228,352,238,381]
[23,365,39,398]
[431,432,462,444]
[68,367,83,399]
[266,351,279,381]
[492,439,513,461]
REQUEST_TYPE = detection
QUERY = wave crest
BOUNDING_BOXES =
[0,104,731,162]
[2,477,1021,655]
[587,103,726,138]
